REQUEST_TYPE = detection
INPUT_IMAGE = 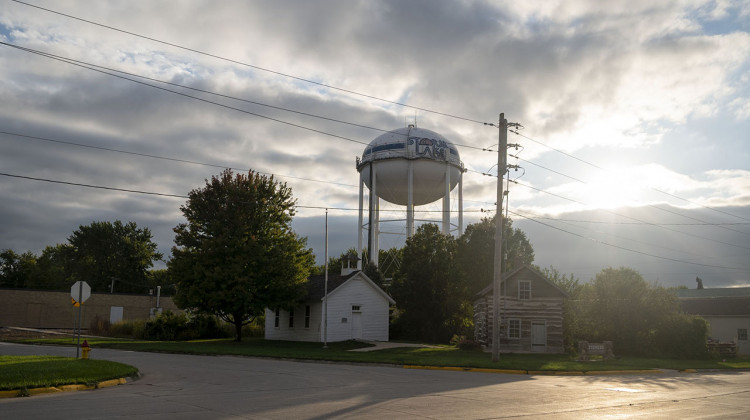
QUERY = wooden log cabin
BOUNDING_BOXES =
[473,265,568,353]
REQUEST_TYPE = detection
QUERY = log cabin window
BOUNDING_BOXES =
[304,305,311,329]
[508,319,521,339]
[288,308,294,328]
[519,281,531,300]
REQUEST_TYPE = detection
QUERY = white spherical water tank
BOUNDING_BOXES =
[356,125,465,268]
[357,126,462,206]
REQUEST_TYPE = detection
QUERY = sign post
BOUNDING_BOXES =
[70,281,91,358]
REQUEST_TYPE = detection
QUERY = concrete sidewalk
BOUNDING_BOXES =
[348,340,440,352]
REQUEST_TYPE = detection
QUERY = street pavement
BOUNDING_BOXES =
[1,342,749,419]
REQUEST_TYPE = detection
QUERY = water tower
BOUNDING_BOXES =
[356,125,465,268]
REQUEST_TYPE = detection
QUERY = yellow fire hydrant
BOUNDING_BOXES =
[81,340,91,360]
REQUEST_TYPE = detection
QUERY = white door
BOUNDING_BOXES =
[531,321,546,352]
[110,306,124,324]
[351,312,363,340]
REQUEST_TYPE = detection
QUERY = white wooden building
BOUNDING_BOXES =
[265,270,395,342]
[676,287,750,354]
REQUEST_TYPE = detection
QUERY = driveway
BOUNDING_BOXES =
[1,342,749,419]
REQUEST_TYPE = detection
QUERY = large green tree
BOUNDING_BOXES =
[0,249,36,288]
[27,244,74,290]
[390,224,464,343]
[67,220,163,293]
[456,215,535,296]
[170,169,314,341]
[576,267,707,357]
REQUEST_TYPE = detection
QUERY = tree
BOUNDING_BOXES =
[67,221,163,293]
[456,215,535,296]
[0,249,36,288]
[390,224,463,343]
[27,244,74,290]
[170,169,314,341]
[577,267,694,356]
[536,265,582,352]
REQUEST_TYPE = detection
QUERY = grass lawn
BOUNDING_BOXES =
[0,355,139,391]
[9,336,750,372]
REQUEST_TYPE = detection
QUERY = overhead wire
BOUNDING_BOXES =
[0,41,368,146]
[508,208,748,272]
[6,2,748,274]
[0,41,489,152]
[0,130,358,188]
[0,172,487,214]
[11,0,492,126]
[510,129,750,224]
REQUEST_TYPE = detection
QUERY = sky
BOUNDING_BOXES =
[1,0,749,288]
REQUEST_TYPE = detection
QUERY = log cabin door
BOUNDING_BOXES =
[531,321,547,352]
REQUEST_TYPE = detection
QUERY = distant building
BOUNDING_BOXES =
[473,265,568,353]
[265,270,394,343]
[676,287,750,354]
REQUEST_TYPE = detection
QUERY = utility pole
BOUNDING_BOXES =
[490,113,522,362]
[492,113,507,362]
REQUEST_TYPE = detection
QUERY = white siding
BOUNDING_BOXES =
[703,316,750,355]
[264,302,323,342]
[264,273,393,343]
[324,276,390,342]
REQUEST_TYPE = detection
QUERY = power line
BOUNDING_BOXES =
[1,41,368,147]
[0,171,486,214]
[11,0,492,126]
[0,130,358,188]
[510,129,750,223]
[508,209,749,272]
[0,41,490,153]
[511,180,750,251]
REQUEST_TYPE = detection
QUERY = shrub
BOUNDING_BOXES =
[187,313,231,339]
[89,316,110,335]
[142,311,190,341]
[651,315,710,359]
[450,334,483,351]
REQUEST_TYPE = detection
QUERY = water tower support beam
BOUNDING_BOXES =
[357,170,364,270]
[442,163,450,234]
[372,165,380,267]
[459,170,464,235]
[407,161,414,237]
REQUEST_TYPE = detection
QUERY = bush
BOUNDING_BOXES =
[187,313,231,339]
[142,311,190,341]
[100,312,258,341]
[89,316,110,335]
[450,335,483,351]
[651,315,710,359]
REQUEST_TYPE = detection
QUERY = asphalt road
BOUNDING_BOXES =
[1,342,749,419]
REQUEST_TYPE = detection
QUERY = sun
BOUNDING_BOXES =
[583,167,644,210]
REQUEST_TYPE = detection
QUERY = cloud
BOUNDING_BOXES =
[1,0,748,286]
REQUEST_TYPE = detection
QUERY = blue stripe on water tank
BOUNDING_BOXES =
[364,143,406,156]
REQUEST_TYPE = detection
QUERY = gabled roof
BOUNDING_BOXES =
[305,270,395,304]
[476,265,569,298]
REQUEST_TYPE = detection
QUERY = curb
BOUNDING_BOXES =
[403,365,667,376]
[0,376,134,399]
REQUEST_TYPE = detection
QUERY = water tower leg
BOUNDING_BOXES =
[458,170,464,236]
[442,163,450,235]
[407,160,414,237]
[357,172,364,270]
[371,165,379,266]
